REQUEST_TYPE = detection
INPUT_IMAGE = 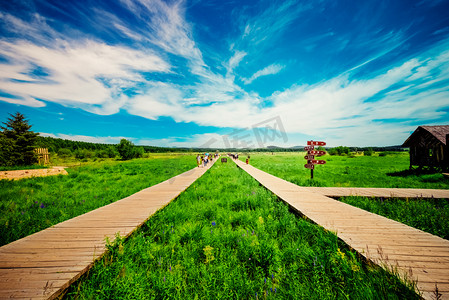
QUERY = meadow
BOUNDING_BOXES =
[244,152,449,189]
[0,154,195,246]
[65,162,419,299]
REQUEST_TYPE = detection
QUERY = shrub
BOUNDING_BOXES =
[57,148,72,158]
[74,149,94,159]
[329,146,350,156]
[364,148,374,156]
[95,149,109,158]
[106,146,118,158]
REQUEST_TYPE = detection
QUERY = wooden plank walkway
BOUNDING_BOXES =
[0,161,216,299]
[234,159,449,300]
[302,186,449,199]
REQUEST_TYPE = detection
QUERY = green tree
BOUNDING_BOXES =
[57,148,72,158]
[328,146,350,156]
[117,139,135,160]
[0,112,38,166]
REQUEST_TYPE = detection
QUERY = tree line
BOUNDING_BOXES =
[0,112,407,167]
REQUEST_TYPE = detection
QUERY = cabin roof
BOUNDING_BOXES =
[402,125,449,147]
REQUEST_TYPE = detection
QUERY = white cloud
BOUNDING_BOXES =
[39,132,126,144]
[1,2,449,148]
[239,1,312,46]
[144,133,230,148]
[242,63,285,84]
[0,39,170,113]
[165,43,449,146]
[126,82,184,119]
[228,50,247,71]
[120,0,205,69]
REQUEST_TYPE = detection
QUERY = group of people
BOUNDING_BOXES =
[228,153,250,164]
[197,153,250,167]
[228,153,239,160]
[196,153,217,168]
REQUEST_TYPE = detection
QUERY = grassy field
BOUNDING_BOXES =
[65,162,418,299]
[0,154,196,246]
[244,152,449,189]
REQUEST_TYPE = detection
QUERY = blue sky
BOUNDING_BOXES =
[1,0,449,147]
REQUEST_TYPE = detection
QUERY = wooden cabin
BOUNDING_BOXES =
[402,125,449,170]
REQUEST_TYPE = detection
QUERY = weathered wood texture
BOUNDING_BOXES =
[235,159,449,300]
[0,161,215,299]
[302,186,449,199]
[34,148,50,165]
[402,125,449,170]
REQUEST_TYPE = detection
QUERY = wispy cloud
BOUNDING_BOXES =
[237,1,312,46]
[242,63,285,84]
[1,1,448,147]
[39,132,127,145]
[0,39,170,112]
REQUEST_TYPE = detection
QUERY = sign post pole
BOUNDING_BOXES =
[304,140,326,179]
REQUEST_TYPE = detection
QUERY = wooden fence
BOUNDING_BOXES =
[34,148,49,165]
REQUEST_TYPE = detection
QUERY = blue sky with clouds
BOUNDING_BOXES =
[0,0,449,147]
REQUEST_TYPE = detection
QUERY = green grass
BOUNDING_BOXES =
[65,161,419,299]
[245,152,449,188]
[0,154,196,246]
[339,196,449,239]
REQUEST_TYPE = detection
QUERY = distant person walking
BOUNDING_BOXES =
[196,154,201,167]
[246,155,250,164]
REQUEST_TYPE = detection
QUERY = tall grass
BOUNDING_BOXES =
[246,152,449,189]
[0,155,195,246]
[66,162,419,299]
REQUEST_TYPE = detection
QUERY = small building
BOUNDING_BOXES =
[402,125,449,170]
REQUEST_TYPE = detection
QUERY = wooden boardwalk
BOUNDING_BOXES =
[234,159,449,300]
[303,186,449,199]
[0,161,215,299]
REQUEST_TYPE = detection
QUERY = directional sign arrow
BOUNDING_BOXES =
[304,163,315,169]
[304,155,314,160]
[304,146,314,151]
[307,150,326,156]
[307,141,326,146]
[308,159,326,165]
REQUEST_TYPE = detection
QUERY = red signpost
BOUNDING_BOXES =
[304,140,326,179]
[307,141,326,146]
[307,159,326,165]
[307,150,326,156]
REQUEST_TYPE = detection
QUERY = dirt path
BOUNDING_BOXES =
[0,167,68,180]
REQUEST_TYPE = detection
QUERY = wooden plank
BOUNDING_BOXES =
[303,186,449,199]
[234,159,449,300]
[0,159,216,299]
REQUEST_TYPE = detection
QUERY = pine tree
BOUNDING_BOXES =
[0,112,39,166]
